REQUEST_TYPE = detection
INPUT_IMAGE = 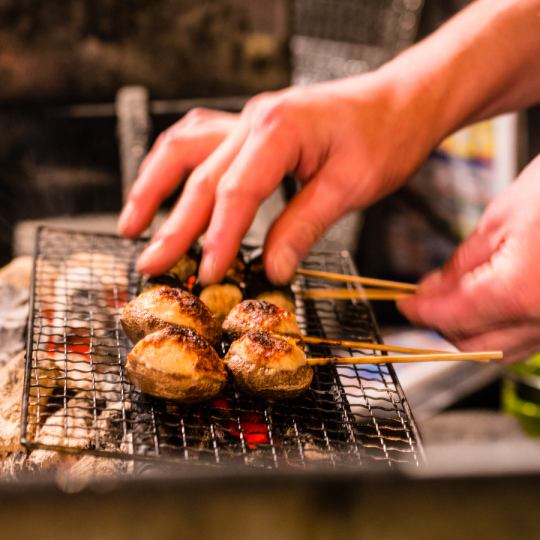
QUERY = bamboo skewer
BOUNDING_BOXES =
[299,335,445,355]
[307,350,503,365]
[296,268,418,292]
[299,288,412,301]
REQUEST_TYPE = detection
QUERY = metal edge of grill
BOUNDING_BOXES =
[20,226,423,470]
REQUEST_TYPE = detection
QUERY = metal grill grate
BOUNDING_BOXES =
[291,0,424,84]
[22,227,422,468]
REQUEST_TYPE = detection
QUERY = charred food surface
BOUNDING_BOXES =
[225,330,313,400]
[222,300,302,340]
[126,327,227,402]
[120,285,222,346]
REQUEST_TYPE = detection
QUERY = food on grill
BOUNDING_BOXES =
[224,252,246,287]
[120,285,221,346]
[246,254,296,312]
[140,249,200,292]
[225,330,313,399]
[126,327,227,402]
[199,283,244,322]
[256,290,296,313]
[222,299,301,340]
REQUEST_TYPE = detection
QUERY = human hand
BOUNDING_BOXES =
[118,75,435,284]
[398,155,540,362]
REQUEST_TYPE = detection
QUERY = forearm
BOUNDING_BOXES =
[379,0,540,147]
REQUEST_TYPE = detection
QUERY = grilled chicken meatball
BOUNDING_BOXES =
[256,291,296,314]
[139,250,200,292]
[121,286,221,345]
[246,254,296,312]
[199,283,243,322]
[225,331,313,400]
[127,327,227,402]
[222,300,301,340]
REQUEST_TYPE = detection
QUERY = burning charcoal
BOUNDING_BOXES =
[96,405,132,455]
[0,351,60,455]
[28,391,96,471]
[57,455,127,492]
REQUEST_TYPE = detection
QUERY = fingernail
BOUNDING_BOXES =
[118,201,137,235]
[199,253,217,285]
[270,246,297,284]
[136,238,166,273]
[418,269,443,294]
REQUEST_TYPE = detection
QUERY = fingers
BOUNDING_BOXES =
[118,109,237,238]
[199,124,298,284]
[136,125,247,275]
[263,160,353,284]
[398,237,522,338]
[455,323,540,363]
[417,226,498,296]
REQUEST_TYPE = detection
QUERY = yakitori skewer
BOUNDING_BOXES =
[298,335,445,355]
[307,350,503,365]
[299,288,411,301]
[296,268,418,292]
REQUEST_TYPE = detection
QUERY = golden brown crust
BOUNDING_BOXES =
[256,291,296,313]
[199,283,243,322]
[120,286,221,345]
[126,327,227,402]
[222,300,301,340]
[224,331,313,400]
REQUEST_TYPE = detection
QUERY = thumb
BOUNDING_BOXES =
[416,226,497,297]
[398,228,507,334]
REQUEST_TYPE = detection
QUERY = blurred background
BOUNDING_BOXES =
[1,0,540,449]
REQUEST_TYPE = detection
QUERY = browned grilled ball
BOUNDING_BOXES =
[121,285,221,346]
[222,300,301,341]
[199,283,243,322]
[225,330,313,400]
[126,327,227,402]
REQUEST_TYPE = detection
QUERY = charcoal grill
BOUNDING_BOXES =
[21,227,422,469]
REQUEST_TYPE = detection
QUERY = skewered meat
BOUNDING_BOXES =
[126,327,227,402]
[121,285,221,346]
[222,300,301,340]
[225,331,313,399]
[246,254,296,312]
[256,291,296,313]
[199,283,243,322]
[139,249,200,292]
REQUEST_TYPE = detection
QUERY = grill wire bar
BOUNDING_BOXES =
[21,227,422,469]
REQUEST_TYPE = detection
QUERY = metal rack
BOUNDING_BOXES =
[21,227,422,468]
[292,0,424,84]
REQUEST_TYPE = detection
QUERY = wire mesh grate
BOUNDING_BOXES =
[22,227,422,469]
[291,0,424,84]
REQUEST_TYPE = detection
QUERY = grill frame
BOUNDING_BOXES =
[21,226,423,469]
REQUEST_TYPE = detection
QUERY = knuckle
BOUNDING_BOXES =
[182,107,210,125]
[246,92,295,135]
[245,92,275,114]
[156,127,182,150]
[215,183,241,203]
[187,168,214,191]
